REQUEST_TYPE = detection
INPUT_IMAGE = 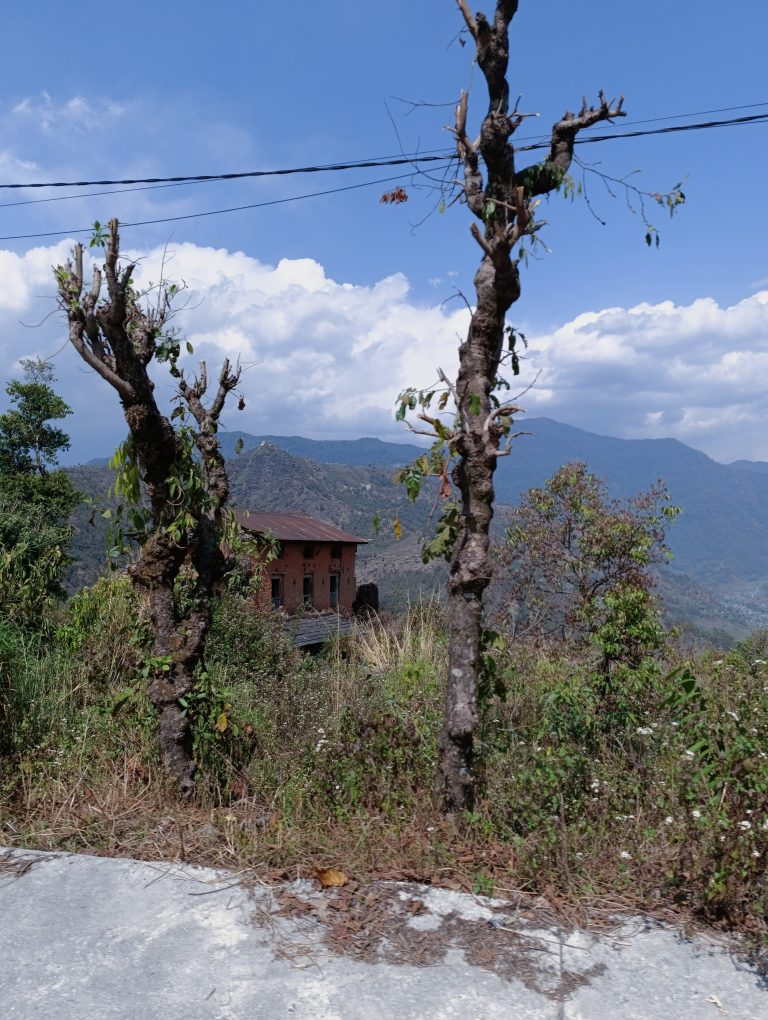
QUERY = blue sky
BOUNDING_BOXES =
[1,0,767,463]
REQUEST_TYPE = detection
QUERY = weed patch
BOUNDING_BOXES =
[1,581,767,959]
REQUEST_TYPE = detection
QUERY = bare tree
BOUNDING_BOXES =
[55,219,240,793]
[436,1,627,811]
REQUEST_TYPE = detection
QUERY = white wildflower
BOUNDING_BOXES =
[739,820,752,831]
[619,851,632,860]
[691,809,702,819]
[751,850,761,858]
[636,727,653,736]
[664,816,674,825]
[726,710,740,721]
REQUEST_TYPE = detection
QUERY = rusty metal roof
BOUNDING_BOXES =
[235,510,368,544]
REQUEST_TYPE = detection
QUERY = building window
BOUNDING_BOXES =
[303,542,316,560]
[271,575,283,609]
[303,574,314,607]
[329,573,340,608]
[330,543,341,560]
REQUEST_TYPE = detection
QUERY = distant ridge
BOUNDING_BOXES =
[213,420,768,587]
[84,433,423,470]
[216,432,424,467]
[728,459,768,475]
[78,414,768,599]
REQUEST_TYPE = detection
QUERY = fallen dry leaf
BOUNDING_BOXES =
[316,867,349,888]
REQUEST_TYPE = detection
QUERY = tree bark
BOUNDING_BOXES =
[56,220,239,794]
[437,1,625,811]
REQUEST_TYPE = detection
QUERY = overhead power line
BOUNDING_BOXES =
[1,105,766,211]
[0,109,766,242]
[600,100,768,128]
[0,149,457,211]
[0,165,455,242]
[0,179,220,210]
[0,152,455,192]
[511,99,768,145]
[516,110,768,153]
[1,105,766,195]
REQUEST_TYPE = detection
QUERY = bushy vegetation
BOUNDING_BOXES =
[0,359,763,949]
[1,574,767,949]
[0,359,81,625]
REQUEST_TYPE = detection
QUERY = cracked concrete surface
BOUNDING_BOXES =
[0,848,765,1019]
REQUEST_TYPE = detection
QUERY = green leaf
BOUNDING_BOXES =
[468,393,481,416]
[110,687,135,716]
[185,341,194,355]
[438,199,446,215]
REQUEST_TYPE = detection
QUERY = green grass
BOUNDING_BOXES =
[1,578,767,954]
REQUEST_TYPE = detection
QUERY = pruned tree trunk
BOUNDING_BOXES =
[437,0,625,811]
[56,220,240,794]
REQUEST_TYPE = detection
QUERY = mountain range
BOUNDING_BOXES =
[73,418,768,644]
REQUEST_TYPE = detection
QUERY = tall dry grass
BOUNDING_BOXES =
[1,578,767,953]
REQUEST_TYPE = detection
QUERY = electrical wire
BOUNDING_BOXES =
[515,110,768,153]
[511,100,768,145]
[599,100,768,128]
[0,108,766,241]
[0,164,455,241]
[3,102,767,195]
[0,150,457,210]
[3,102,767,210]
[0,179,216,210]
[0,152,456,191]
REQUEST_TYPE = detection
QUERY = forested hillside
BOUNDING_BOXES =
[70,420,768,640]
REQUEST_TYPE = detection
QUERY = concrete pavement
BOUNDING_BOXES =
[0,847,765,1019]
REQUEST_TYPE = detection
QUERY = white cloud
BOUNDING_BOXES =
[0,241,469,460]
[521,290,768,460]
[2,238,768,464]
[10,93,124,134]
[129,244,469,439]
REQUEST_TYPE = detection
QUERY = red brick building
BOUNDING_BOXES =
[235,511,368,615]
